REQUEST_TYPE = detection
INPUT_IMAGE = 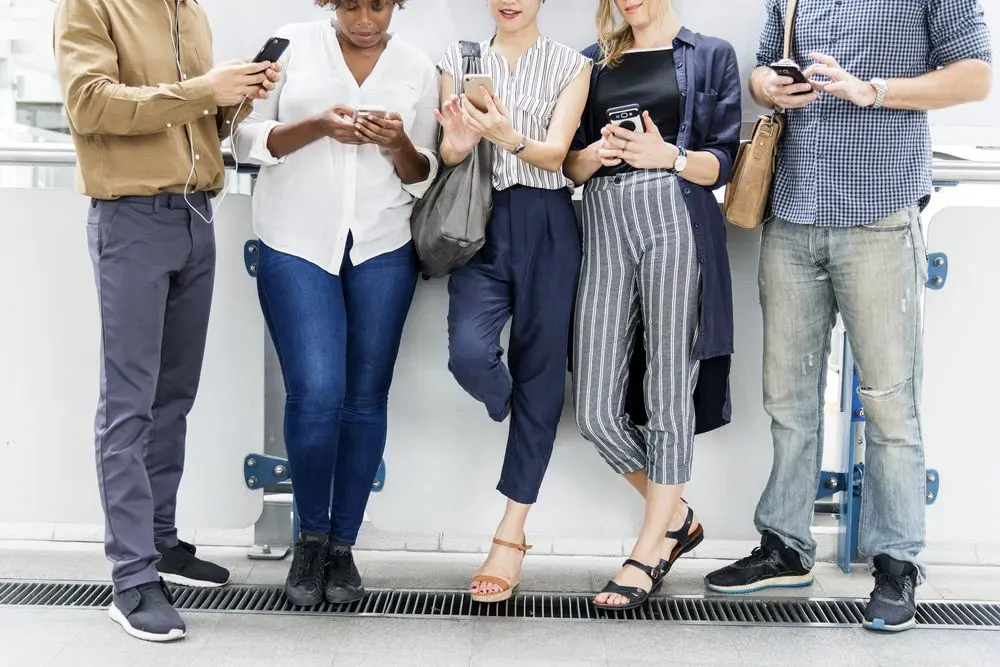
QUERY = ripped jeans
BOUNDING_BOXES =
[754,207,928,580]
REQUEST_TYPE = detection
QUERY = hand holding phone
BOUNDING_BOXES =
[462,74,495,113]
[765,59,819,109]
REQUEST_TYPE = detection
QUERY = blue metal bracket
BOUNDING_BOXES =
[925,469,940,505]
[926,253,948,290]
[244,240,260,277]
[244,453,387,493]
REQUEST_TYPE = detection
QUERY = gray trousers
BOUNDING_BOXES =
[573,170,701,486]
[86,192,215,592]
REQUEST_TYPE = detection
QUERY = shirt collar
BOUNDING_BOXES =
[674,26,696,48]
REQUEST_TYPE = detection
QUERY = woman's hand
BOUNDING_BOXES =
[461,89,521,150]
[355,112,410,151]
[319,105,365,145]
[435,95,483,153]
[594,128,625,167]
[607,112,680,170]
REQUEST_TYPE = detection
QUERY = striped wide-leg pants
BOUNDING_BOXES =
[572,169,701,485]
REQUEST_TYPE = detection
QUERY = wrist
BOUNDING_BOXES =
[661,143,680,170]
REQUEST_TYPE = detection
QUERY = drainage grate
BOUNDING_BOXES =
[3,581,999,629]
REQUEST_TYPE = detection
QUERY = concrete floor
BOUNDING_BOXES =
[2,541,999,666]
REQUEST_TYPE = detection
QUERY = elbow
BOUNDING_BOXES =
[970,68,993,103]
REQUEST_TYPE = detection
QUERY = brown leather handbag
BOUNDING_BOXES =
[724,0,799,229]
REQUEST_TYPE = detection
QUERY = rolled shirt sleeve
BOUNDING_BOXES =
[401,63,441,199]
[928,0,993,68]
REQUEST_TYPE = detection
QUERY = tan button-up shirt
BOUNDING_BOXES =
[53,0,250,199]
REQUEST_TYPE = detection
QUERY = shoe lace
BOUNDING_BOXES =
[293,541,324,579]
[734,546,773,568]
[873,570,912,603]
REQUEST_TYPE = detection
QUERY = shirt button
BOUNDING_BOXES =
[680,124,687,132]
[684,188,692,195]
[166,122,173,128]
[203,109,210,115]
[195,154,201,161]
[693,222,701,229]
[699,256,706,265]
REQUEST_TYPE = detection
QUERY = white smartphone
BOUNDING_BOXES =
[462,74,495,112]
[354,105,390,120]
[607,103,645,134]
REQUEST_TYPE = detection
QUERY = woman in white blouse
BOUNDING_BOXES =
[231,0,438,608]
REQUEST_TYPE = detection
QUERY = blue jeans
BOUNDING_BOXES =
[256,239,417,542]
[754,208,928,580]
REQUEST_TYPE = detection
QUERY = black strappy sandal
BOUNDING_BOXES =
[659,505,705,575]
[593,559,663,611]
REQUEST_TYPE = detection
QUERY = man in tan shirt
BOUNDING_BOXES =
[53,0,280,642]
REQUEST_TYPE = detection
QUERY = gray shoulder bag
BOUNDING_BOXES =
[410,41,494,279]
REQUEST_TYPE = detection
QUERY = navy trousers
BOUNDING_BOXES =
[447,186,581,505]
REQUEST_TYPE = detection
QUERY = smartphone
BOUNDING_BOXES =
[462,74,495,113]
[354,105,390,120]
[607,104,645,134]
[769,59,812,95]
[252,37,290,64]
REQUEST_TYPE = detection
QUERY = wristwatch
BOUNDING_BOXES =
[671,146,688,174]
[869,78,887,109]
[510,135,527,155]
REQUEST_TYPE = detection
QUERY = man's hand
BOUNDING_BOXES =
[205,60,272,106]
[607,112,679,170]
[355,112,410,151]
[806,53,877,107]
[319,105,365,145]
[761,68,819,110]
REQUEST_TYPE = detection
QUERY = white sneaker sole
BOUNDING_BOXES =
[109,603,186,642]
[159,572,230,588]
[705,573,815,594]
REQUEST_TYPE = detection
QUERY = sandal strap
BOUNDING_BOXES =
[665,506,695,541]
[622,558,662,582]
[492,538,532,552]
[472,574,513,590]
[599,580,648,600]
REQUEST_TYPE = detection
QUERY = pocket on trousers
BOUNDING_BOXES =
[86,199,121,257]
[861,207,914,232]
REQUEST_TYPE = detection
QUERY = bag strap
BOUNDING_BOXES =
[782,0,799,61]
[456,40,483,95]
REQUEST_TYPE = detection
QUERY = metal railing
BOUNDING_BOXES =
[2,142,1000,183]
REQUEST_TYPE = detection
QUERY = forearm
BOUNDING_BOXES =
[66,76,217,136]
[563,145,602,186]
[440,135,472,168]
[500,134,566,173]
[390,139,431,184]
[265,116,327,159]
[881,60,992,111]
[749,66,774,107]
[679,151,721,188]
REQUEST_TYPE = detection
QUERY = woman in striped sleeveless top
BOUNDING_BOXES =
[565,0,742,610]
[435,0,591,603]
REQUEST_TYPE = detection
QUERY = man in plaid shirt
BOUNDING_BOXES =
[706,0,992,633]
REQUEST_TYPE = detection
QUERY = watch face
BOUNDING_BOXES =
[675,154,688,172]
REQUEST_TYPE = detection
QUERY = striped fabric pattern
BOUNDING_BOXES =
[438,36,590,191]
[573,170,701,485]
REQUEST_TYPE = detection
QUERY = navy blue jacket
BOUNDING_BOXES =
[572,27,742,434]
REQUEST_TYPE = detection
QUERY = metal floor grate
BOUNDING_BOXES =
[3,581,999,629]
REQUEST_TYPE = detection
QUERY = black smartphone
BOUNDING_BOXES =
[769,60,812,95]
[253,37,290,64]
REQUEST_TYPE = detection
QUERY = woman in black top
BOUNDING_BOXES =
[564,0,742,610]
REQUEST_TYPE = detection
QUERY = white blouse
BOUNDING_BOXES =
[232,21,440,275]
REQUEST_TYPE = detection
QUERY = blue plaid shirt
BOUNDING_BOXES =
[756,0,993,227]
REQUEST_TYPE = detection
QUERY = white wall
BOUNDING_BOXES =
[201,0,1000,145]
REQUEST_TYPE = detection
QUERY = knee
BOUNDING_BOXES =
[448,327,494,380]
[285,366,346,417]
[857,378,919,444]
[575,400,613,446]
[342,391,388,419]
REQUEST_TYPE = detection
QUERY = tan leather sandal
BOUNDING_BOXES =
[470,538,532,603]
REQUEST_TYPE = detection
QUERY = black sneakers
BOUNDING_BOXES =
[864,554,918,633]
[285,532,330,607]
[155,540,230,588]
[704,533,814,593]
[109,579,185,642]
[325,544,365,604]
